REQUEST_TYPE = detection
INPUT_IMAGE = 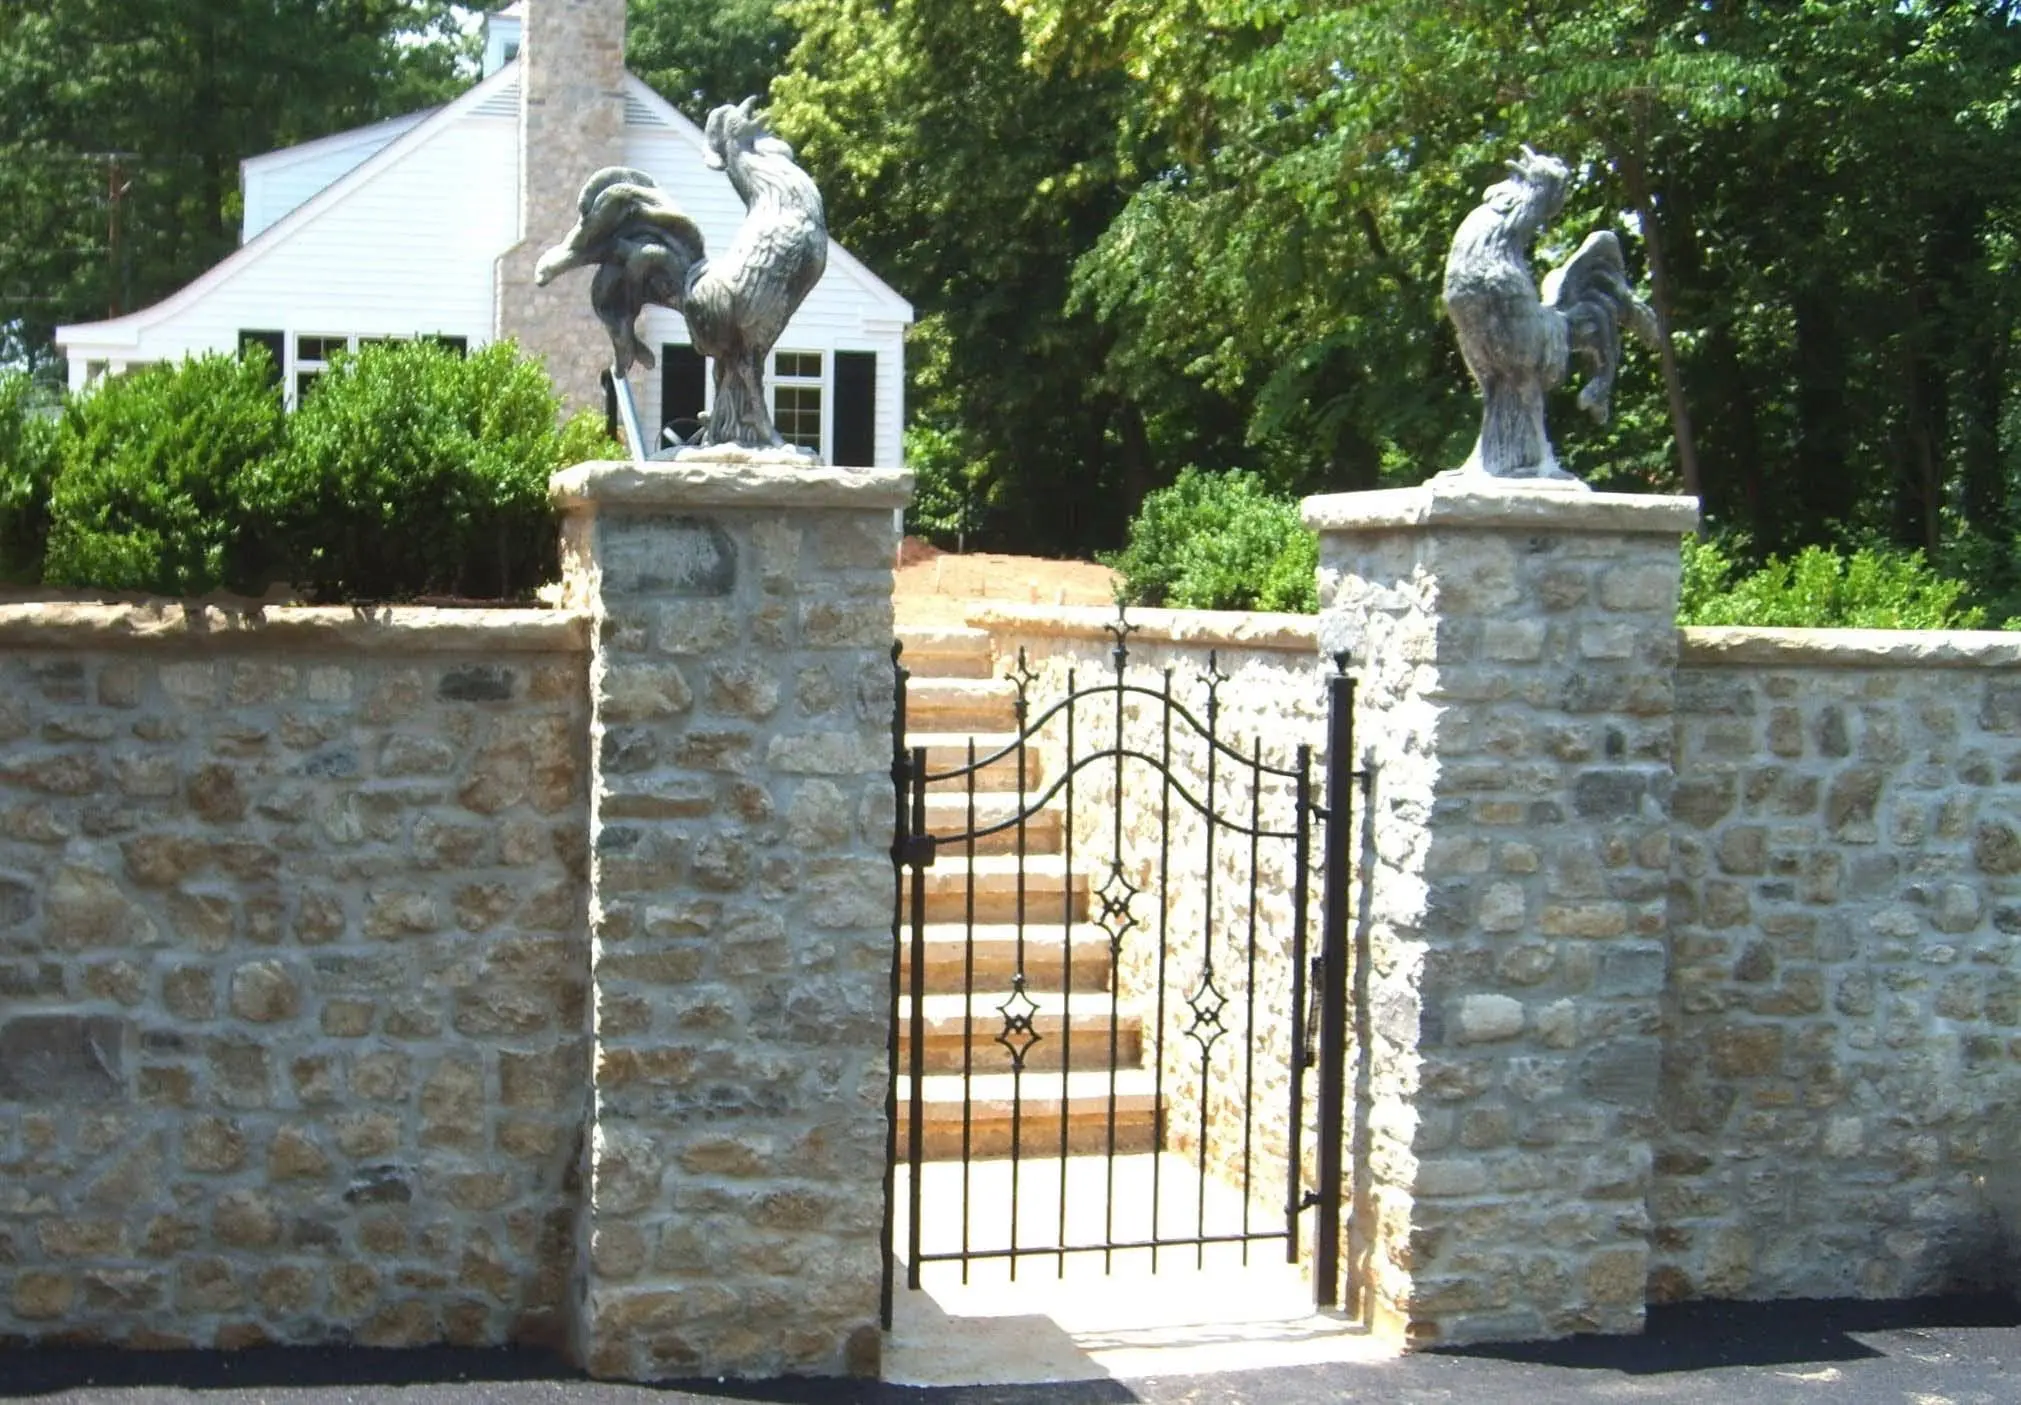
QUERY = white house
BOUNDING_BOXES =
[55,2,912,469]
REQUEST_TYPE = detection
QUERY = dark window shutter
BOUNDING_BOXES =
[237,329,285,387]
[834,351,876,467]
[661,344,706,448]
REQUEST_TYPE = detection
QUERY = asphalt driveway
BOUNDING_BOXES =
[1,1295,2017,1405]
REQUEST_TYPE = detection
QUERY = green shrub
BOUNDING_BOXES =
[0,371,62,582]
[45,351,283,595]
[241,339,611,602]
[1679,535,1985,629]
[1103,468,1317,612]
[903,420,985,548]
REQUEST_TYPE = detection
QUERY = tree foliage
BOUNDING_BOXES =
[628,0,796,121]
[778,0,2021,601]
[0,371,61,581]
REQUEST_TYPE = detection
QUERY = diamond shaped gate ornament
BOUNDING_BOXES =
[1093,860,1140,957]
[1184,967,1228,1054]
[995,974,1043,1070]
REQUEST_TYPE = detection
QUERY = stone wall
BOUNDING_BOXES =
[556,456,908,1379]
[0,605,591,1351]
[971,605,1331,1253]
[1658,628,2021,1302]
[1308,484,1697,1345]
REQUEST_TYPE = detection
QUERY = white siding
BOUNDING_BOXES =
[64,111,518,391]
[241,114,429,241]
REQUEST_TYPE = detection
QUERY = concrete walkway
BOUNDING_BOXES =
[885,1153,1386,1386]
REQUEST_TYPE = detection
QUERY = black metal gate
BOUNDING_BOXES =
[879,613,1358,1324]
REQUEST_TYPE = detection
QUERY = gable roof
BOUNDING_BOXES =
[59,63,913,352]
[58,63,523,352]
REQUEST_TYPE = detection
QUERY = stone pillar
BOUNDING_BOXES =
[552,453,912,1379]
[497,0,629,414]
[1302,479,1698,1347]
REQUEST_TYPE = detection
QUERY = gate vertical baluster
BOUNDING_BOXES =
[1058,671,1076,1272]
[1286,743,1313,1263]
[961,737,978,1282]
[1193,653,1223,1270]
[1314,653,1355,1308]
[1149,667,1173,1271]
[907,742,930,1291]
[1102,617,1130,1270]
[1241,736,1262,1266]
[884,644,908,1322]
[1008,651,1032,1280]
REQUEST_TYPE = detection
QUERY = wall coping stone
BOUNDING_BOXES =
[0,602,588,653]
[551,456,913,511]
[1302,480,1700,535]
[1681,624,2021,669]
[969,602,1319,653]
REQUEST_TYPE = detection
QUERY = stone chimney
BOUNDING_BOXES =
[495,0,627,415]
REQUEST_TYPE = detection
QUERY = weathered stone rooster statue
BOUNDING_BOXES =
[534,97,827,458]
[1441,147,1658,483]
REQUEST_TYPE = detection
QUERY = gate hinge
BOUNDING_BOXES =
[1299,1189,1322,1211]
[894,834,937,869]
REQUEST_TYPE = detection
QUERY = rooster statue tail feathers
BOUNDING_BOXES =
[1540,230,1659,426]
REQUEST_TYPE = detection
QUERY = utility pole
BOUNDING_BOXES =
[106,155,132,318]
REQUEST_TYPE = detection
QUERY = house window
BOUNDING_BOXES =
[773,350,823,453]
[285,333,468,407]
[294,334,347,404]
[237,330,285,389]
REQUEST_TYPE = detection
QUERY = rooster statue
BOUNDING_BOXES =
[533,97,828,458]
[1441,148,1658,482]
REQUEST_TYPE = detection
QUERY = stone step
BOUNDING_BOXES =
[894,1070,1160,1160]
[896,626,995,680]
[896,924,1113,994]
[895,991,1143,1074]
[904,677,1021,733]
[905,733,1040,794]
[915,791,1063,857]
[905,855,1089,924]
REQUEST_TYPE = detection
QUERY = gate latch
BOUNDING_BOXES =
[897,834,938,868]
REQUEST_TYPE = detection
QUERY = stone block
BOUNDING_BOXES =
[0,1014,124,1102]
[1452,993,1524,1044]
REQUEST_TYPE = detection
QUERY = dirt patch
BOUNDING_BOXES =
[894,539,1118,626]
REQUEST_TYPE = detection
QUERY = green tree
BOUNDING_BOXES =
[775,0,1190,556]
[629,0,796,121]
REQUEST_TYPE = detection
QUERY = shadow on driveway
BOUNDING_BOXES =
[0,1295,2016,1402]
[1431,1292,2021,1373]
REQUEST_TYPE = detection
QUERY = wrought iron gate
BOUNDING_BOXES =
[879,613,1358,1323]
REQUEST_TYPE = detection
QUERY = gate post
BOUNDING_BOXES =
[551,455,911,1379]
[1302,480,1697,1347]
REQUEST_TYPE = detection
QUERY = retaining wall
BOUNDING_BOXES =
[0,605,592,1350]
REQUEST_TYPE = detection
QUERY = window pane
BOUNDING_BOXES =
[296,335,344,362]
[296,370,321,403]
[774,385,821,452]
[774,351,822,379]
